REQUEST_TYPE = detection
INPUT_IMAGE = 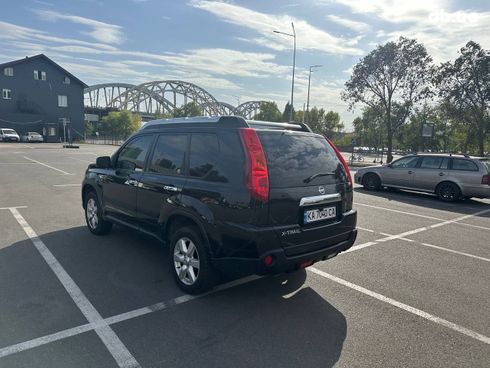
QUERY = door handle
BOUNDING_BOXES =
[124,179,138,186]
[408,170,413,174]
[439,172,445,176]
[163,185,181,193]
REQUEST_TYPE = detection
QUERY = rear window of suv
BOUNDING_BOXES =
[257,131,340,188]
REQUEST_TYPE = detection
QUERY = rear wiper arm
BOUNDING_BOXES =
[303,172,335,183]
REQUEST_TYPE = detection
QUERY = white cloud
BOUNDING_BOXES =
[332,0,490,62]
[32,0,54,6]
[326,15,370,32]
[0,21,119,50]
[189,0,363,55]
[35,10,124,44]
[151,48,289,78]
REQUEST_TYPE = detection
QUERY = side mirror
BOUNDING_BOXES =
[96,156,112,169]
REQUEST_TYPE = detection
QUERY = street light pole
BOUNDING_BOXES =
[274,22,296,122]
[306,64,322,124]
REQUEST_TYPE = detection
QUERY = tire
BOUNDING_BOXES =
[84,191,112,235]
[169,226,214,294]
[436,182,461,202]
[363,173,381,190]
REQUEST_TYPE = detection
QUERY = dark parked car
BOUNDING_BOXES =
[82,116,357,293]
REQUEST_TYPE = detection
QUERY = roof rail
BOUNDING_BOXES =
[141,115,312,132]
[246,120,311,132]
[140,115,247,130]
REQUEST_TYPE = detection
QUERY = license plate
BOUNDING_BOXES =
[304,206,336,224]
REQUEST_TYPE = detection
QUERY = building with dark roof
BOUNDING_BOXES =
[0,54,87,143]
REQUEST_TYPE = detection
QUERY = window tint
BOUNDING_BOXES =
[189,134,227,182]
[451,159,478,171]
[479,159,490,173]
[440,157,449,169]
[116,135,153,171]
[391,156,419,168]
[149,134,187,175]
[257,132,341,188]
[420,156,444,169]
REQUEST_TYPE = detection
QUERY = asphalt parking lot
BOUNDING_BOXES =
[0,142,489,368]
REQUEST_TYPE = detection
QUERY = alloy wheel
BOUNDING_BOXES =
[86,198,99,229]
[439,183,457,201]
[173,237,200,286]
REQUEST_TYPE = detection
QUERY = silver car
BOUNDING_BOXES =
[354,154,490,202]
[21,131,44,143]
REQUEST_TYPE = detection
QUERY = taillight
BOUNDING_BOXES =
[482,175,489,185]
[239,128,269,202]
[324,135,352,187]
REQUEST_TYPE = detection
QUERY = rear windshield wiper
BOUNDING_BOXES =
[303,172,335,183]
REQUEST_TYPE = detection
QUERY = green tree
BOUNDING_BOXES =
[307,107,325,133]
[253,101,282,122]
[435,41,490,156]
[100,110,140,140]
[323,110,344,136]
[305,108,344,136]
[282,102,296,122]
[342,37,434,162]
[173,102,203,117]
[353,105,386,149]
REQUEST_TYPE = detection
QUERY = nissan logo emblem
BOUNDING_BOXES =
[318,186,325,195]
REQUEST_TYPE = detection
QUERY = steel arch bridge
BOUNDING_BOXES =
[235,101,266,119]
[84,83,136,109]
[84,80,267,119]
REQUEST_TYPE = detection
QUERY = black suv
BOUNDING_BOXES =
[82,116,357,293]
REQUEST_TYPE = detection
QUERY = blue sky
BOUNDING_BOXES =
[1,0,489,129]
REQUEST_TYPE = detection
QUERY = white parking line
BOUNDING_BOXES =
[0,206,27,210]
[347,208,490,254]
[22,156,72,175]
[356,202,444,221]
[0,273,260,359]
[308,267,490,345]
[356,202,490,232]
[358,227,490,262]
[53,184,81,187]
[7,208,141,368]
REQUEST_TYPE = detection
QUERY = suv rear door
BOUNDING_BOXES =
[257,130,353,256]
[137,133,188,234]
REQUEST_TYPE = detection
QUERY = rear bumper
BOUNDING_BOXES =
[2,137,19,142]
[212,228,357,276]
[461,185,490,198]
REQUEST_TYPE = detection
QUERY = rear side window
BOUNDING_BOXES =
[257,132,340,188]
[479,159,490,173]
[451,159,478,171]
[149,134,187,176]
[189,133,227,182]
[116,135,153,171]
[420,156,447,169]
[391,156,419,168]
